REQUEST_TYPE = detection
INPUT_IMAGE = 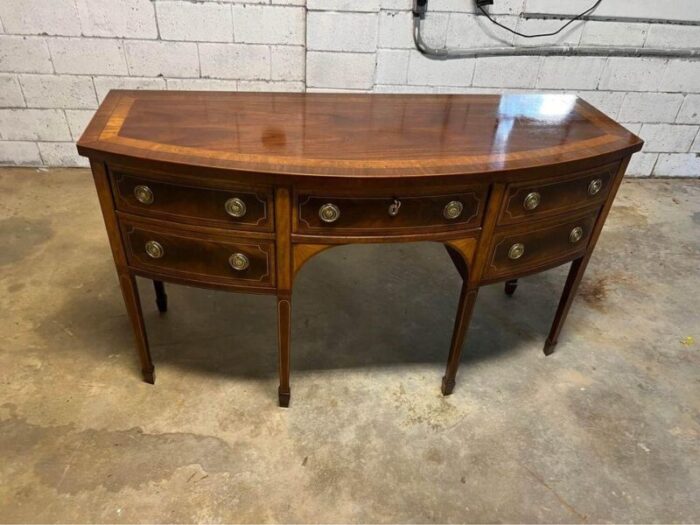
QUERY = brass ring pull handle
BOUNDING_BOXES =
[569,226,584,243]
[229,253,250,271]
[145,240,164,259]
[225,197,247,218]
[134,185,154,205]
[523,191,541,210]
[508,243,525,260]
[588,178,603,196]
[319,203,340,223]
[388,198,401,217]
[443,200,463,220]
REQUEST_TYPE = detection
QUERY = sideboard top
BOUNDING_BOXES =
[77,90,643,178]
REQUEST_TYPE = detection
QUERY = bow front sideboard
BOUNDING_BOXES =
[77,91,643,407]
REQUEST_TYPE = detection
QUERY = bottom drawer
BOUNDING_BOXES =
[483,211,598,281]
[121,218,275,289]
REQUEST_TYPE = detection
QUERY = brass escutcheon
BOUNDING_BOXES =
[588,178,603,196]
[569,226,583,243]
[443,200,463,220]
[225,197,247,218]
[388,198,401,217]
[229,253,250,271]
[145,240,164,259]
[134,185,154,205]
[523,191,541,211]
[508,242,525,260]
[319,203,340,223]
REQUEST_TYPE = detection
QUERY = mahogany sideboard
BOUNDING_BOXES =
[77,91,643,407]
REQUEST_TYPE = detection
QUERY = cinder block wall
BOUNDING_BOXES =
[1,0,699,176]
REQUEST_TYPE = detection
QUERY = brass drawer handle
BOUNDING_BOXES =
[134,185,154,205]
[523,191,541,210]
[569,226,584,243]
[388,198,401,217]
[145,240,164,259]
[225,197,247,218]
[443,200,463,220]
[588,178,603,196]
[508,243,525,260]
[319,203,340,223]
[229,253,250,271]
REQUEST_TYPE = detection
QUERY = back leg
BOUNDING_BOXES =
[153,280,168,313]
[505,279,518,296]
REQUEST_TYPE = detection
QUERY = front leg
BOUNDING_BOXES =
[118,272,155,384]
[442,282,479,395]
[544,257,587,356]
[277,293,292,407]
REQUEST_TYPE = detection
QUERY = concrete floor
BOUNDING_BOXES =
[0,168,698,523]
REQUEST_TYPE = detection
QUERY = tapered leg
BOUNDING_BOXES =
[153,280,167,313]
[444,245,467,281]
[442,283,479,395]
[118,272,155,383]
[504,279,518,296]
[544,257,587,356]
[277,294,291,407]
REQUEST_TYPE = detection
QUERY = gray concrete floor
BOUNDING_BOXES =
[0,168,698,523]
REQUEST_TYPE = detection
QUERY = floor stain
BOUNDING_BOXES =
[612,205,649,227]
[6,282,25,293]
[0,217,53,266]
[0,415,247,495]
[578,278,609,310]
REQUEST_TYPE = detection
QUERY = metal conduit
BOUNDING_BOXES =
[413,1,700,60]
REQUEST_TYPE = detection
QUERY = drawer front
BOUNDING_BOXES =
[498,164,617,226]
[295,190,486,235]
[111,171,273,232]
[121,219,275,288]
[484,212,598,281]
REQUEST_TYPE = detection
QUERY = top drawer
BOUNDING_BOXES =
[497,164,617,226]
[110,170,274,232]
[294,189,487,235]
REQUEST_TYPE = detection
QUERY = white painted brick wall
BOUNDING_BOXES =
[639,124,699,153]
[677,95,700,124]
[75,0,157,39]
[125,41,200,78]
[0,0,82,36]
[0,36,53,73]
[19,75,98,109]
[0,74,25,107]
[233,5,305,45]
[0,141,42,165]
[157,1,234,43]
[0,109,71,141]
[307,12,378,52]
[49,38,129,75]
[536,57,605,90]
[618,93,684,124]
[200,43,270,80]
[93,77,166,103]
[0,0,698,177]
[307,51,375,89]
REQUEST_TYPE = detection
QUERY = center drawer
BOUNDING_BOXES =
[120,217,275,289]
[294,189,487,235]
[110,170,274,232]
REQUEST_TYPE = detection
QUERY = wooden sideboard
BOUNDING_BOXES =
[77,91,643,407]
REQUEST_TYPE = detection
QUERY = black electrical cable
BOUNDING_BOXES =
[477,0,603,38]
